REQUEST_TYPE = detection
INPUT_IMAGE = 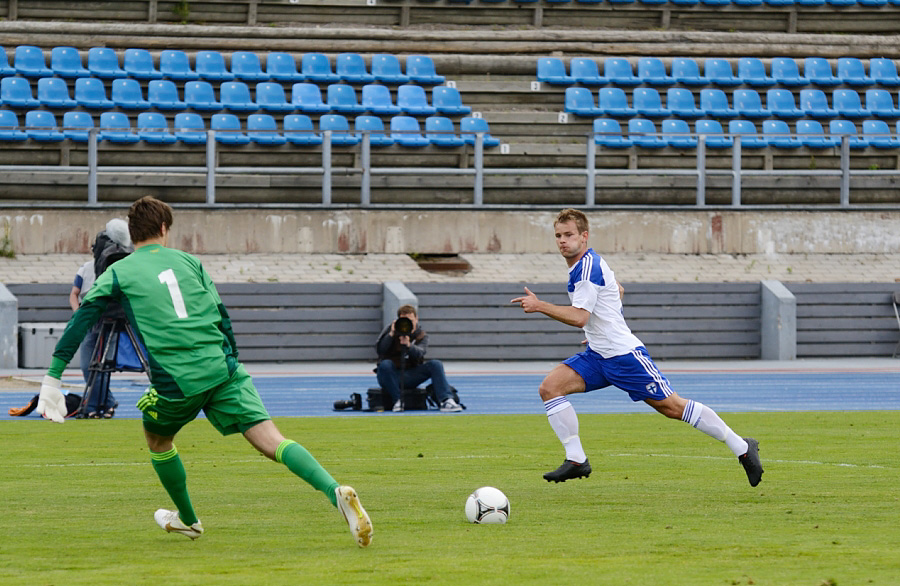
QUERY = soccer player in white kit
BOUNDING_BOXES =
[512,208,763,486]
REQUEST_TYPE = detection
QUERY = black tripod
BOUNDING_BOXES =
[77,315,149,418]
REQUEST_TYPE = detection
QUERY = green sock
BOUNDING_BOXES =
[150,447,199,526]
[275,440,340,507]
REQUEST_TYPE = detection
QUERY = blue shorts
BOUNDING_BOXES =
[562,346,674,402]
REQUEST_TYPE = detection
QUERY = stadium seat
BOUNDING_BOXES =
[425,116,465,147]
[1,77,39,108]
[87,47,127,78]
[598,87,636,117]
[123,48,163,80]
[770,57,809,87]
[732,89,770,119]
[371,54,410,84]
[763,0,794,6]
[632,87,671,118]
[698,89,735,118]
[230,51,268,82]
[0,47,16,77]
[564,87,603,117]
[432,86,471,115]
[37,77,77,108]
[832,89,870,118]
[829,119,868,149]
[536,57,575,85]
[857,0,887,5]
[732,0,763,7]
[137,111,176,144]
[836,57,874,87]
[763,119,802,148]
[195,50,234,81]
[74,77,114,109]
[628,118,666,148]
[825,0,856,6]
[327,83,365,114]
[667,88,704,118]
[111,78,151,110]
[796,119,837,148]
[50,46,89,78]
[803,57,841,86]
[728,119,767,149]
[390,115,429,147]
[704,58,741,86]
[865,89,900,118]
[291,83,330,113]
[766,89,804,118]
[184,80,223,111]
[254,82,293,113]
[319,114,360,145]
[210,113,250,144]
[354,115,394,146]
[0,110,27,141]
[460,116,500,147]
[695,119,733,148]
[737,58,776,87]
[661,118,698,149]
[266,52,303,82]
[699,0,730,5]
[861,119,900,148]
[246,113,286,145]
[799,88,838,118]
[14,45,52,77]
[603,58,641,86]
[637,57,675,86]
[569,57,606,86]
[336,53,375,83]
[671,58,709,86]
[406,55,445,85]
[283,114,323,145]
[795,0,825,5]
[592,118,632,148]
[98,111,139,143]
[220,81,258,112]
[148,79,186,110]
[62,111,94,142]
[25,110,64,142]
[397,84,437,115]
[869,58,900,87]
[174,112,207,144]
[361,84,401,115]
[159,49,199,81]
[302,52,339,82]
[670,0,700,5]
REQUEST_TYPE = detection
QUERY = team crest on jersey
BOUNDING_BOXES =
[645,382,657,394]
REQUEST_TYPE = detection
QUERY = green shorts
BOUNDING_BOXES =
[142,364,271,437]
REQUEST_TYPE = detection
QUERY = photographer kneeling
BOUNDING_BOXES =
[375,305,462,413]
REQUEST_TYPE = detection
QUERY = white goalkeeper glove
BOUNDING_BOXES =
[36,375,67,423]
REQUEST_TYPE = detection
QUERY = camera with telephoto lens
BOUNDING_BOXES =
[394,316,413,336]
[333,392,362,411]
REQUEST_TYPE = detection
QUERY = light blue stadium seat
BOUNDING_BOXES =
[832,89,870,118]
[159,49,199,81]
[766,88,804,118]
[829,119,868,149]
[327,83,365,114]
[432,86,471,115]
[255,82,293,113]
[111,78,151,110]
[87,47,127,78]
[372,54,410,84]
[361,84,401,115]
[732,89,769,118]
[283,114,323,145]
[302,52,339,82]
[460,116,500,147]
[246,113,286,145]
[62,111,94,142]
[695,119,733,148]
[536,57,575,85]
[796,119,837,148]
[869,58,900,87]
[174,112,207,144]
[667,88,704,118]
[25,110,64,142]
[220,81,258,112]
[291,82,330,113]
[598,87,636,117]
[737,57,776,87]
[15,45,52,77]
[137,111,176,144]
[425,115,465,147]
[196,50,234,81]
[51,46,89,78]
[148,79,186,110]
[0,110,27,141]
[397,84,437,115]
[0,47,16,77]
[210,113,250,144]
[564,87,603,117]
[37,77,76,108]
[74,77,113,109]
[391,115,429,147]
[1,77,39,108]
[728,119,767,149]
[799,88,838,118]
[266,52,304,82]
[628,118,666,148]
[700,88,737,118]
[763,119,802,148]
[637,57,675,86]
[803,57,841,86]
[406,55,445,85]
[98,111,139,143]
[592,118,632,148]
[123,48,162,80]
[837,57,874,87]
[770,57,809,87]
[632,87,671,118]
[704,58,741,86]
[184,80,223,111]
[603,58,641,86]
[336,53,375,83]
[662,119,698,149]
[865,89,900,118]
[231,51,268,82]
[319,114,360,145]
[671,58,709,86]
[861,119,899,148]
[569,57,606,86]
[354,115,394,146]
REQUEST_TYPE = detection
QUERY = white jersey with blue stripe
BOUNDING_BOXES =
[567,248,643,358]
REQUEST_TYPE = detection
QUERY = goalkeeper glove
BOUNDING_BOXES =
[36,375,67,423]
[136,386,159,413]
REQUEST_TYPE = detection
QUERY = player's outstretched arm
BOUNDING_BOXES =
[511,287,590,328]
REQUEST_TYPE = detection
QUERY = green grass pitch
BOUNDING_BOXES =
[2,411,898,585]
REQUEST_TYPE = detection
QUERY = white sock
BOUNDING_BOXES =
[544,397,587,463]
[681,400,749,457]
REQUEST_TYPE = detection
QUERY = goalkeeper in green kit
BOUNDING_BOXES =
[37,196,372,547]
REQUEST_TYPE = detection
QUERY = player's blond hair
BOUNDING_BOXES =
[555,208,589,234]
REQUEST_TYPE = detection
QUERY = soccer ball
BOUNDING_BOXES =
[465,486,509,524]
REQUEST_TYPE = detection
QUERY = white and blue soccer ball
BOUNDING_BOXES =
[465,487,509,524]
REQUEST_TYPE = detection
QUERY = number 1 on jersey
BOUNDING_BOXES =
[158,269,188,319]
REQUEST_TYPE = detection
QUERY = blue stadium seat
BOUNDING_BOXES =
[732,89,769,118]
[836,57,874,87]
[50,46,89,78]
[770,57,809,87]
[361,84,401,115]
[569,57,606,86]
[861,119,899,148]
[632,87,671,118]
[137,111,176,144]
[829,119,868,149]
[37,77,76,108]
[354,115,394,146]
[336,53,375,83]
[266,52,303,82]
[865,89,900,118]
[869,58,900,87]
[397,84,437,115]
[732,0,762,7]
[210,113,250,144]
[255,82,293,113]
[291,82,330,113]
[15,45,52,77]
[795,0,824,5]
[302,52,339,82]
[857,0,887,5]
[695,119,733,148]
[25,110,64,142]
[327,83,365,114]
[796,119,837,148]
[174,112,207,144]
[592,118,632,148]
[0,47,15,77]
[700,88,737,118]
[662,119,698,149]
[283,114,322,145]
[671,58,709,86]
[763,119,801,148]
[87,47,127,79]
[391,115,429,147]
[62,111,94,142]
[537,57,575,85]
[704,58,741,86]
[628,118,666,148]
[432,86,471,115]
[637,57,675,86]
[123,48,162,80]
[763,0,793,5]
[699,0,730,5]
[184,81,223,111]
[147,79,186,110]
[670,0,700,7]
[598,87,636,117]
[195,50,234,81]
[728,119,767,149]
[98,111,139,143]
[0,110,27,141]
[425,116,465,147]
[766,89,804,118]
[803,57,841,86]
[220,81,258,112]
[603,58,641,86]
[799,88,838,118]
[406,55,445,85]
[159,49,199,81]
[825,0,856,6]
[74,77,113,109]
[231,51,268,82]
[667,88,704,118]
[460,116,500,147]
[737,58,776,87]
[832,89,870,118]
[111,78,151,110]
[1,77,39,108]
[564,87,603,117]
[371,54,410,84]
[246,113,286,145]
[319,114,360,145]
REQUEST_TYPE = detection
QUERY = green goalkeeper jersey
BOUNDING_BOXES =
[49,244,239,397]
